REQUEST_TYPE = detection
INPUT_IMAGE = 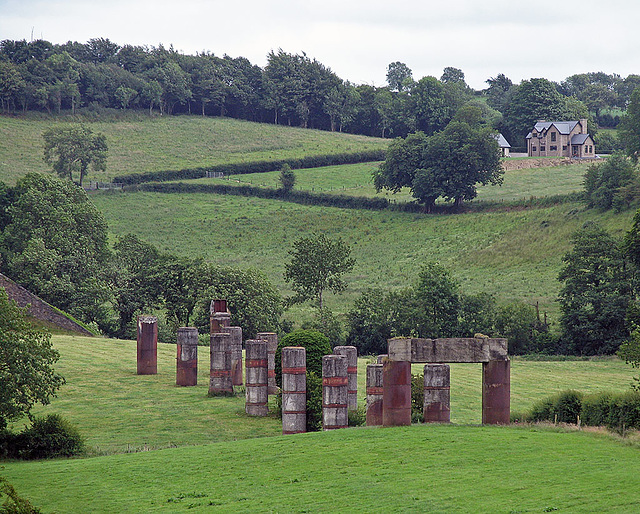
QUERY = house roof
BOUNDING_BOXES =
[493,133,511,148]
[571,133,590,145]
[526,120,582,139]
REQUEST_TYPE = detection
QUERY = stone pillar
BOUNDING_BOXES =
[366,363,384,426]
[282,347,306,434]
[210,300,231,334]
[256,332,279,394]
[137,315,158,375]
[209,332,233,396]
[227,326,243,386]
[377,354,388,364]
[334,346,358,411]
[482,359,511,425]
[245,340,268,416]
[423,364,450,423]
[382,360,411,426]
[322,354,348,430]
[176,327,198,386]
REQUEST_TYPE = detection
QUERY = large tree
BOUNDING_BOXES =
[0,288,65,429]
[284,234,355,310]
[42,124,107,186]
[619,87,640,162]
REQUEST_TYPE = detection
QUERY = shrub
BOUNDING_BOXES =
[0,476,41,513]
[11,414,85,460]
[411,373,424,423]
[553,390,583,424]
[274,329,331,387]
[347,405,367,427]
[305,371,323,432]
[581,392,613,427]
[278,163,296,192]
[607,390,640,431]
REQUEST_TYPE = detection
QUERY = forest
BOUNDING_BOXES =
[1,37,639,148]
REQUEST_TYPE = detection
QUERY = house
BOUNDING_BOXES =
[494,133,511,157]
[526,119,595,158]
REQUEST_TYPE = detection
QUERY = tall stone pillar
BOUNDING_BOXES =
[334,346,358,411]
[366,363,384,426]
[176,327,198,386]
[322,354,348,430]
[137,315,158,375]
[209,332,233,396]
[210,300,231,334]
[245,339,268,416]
[382,360,411,426]
[482,359,510,425]
[282,347,306,434]
[256,332,279,394]
[423,364,450,423]
[227,326,243,386]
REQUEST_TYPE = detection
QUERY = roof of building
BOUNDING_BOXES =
[571,133,590,145]
[526,120,583,139]
[493,133,511,148]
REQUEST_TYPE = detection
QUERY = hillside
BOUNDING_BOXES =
[0,113,388,186]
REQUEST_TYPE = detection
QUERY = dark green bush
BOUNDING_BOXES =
[607,390,640,431]
[411,373,424,423]
[275,329,331,387]
[305,371,323,432]
[529,390,583,424]
[0,475,41,513]
[347,405,367,427]
[10,414,85,460]
[581,392,613,427]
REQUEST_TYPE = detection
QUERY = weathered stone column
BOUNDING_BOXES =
[282,347,306,434]
[209,332,233,396]
[210,300,231,334]
[227,326,243,386]
[423,364,450,423]
[382,359,411,426]
[137,315,158,375]
[334,346,358,411]
[245,339,268,416]
[256,332,279,394]
[322,354,348,430]
[377,354,388,364]
[482,359,510,425]
[366,363,384,426]
[176,327,198,386]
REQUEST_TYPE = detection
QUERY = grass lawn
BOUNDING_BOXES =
[0,113,388,186]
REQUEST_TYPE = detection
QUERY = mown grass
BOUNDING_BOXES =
[91,190,635,321]
[4,424,640,513]
[0,113,388,186]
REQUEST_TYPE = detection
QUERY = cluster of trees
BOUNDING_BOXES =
[0,173,283,340]
[2,38,638,145]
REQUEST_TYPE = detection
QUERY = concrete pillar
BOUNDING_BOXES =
[256,332,279,394]
[334,346,358,411]
[482,359,511,424]
[245,340,268,416]
[322,354,348,430]
[137,315,158,375]
[382,360,411,426]
[282,347,306,434]
[176,327,198,386]
[423,364,450,423]
[366,363,383,426]
[210,300,231,334]
[209,332,233,396]
[227,326,243,386]
[377,354,388,364]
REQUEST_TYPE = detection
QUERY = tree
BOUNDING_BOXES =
[42,124,107,186]
[558,223,633,355]
[284,234,355,310]
[619,87,640,162]
[278,163,296,192]
[0,288,65,429]
[583,153,637,210]
[386,62,412,92]
[346,288,393,355]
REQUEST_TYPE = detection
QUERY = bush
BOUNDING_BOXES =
[305,371,323,432]
[275,329,331,387]
[527,390,583,424]
[278,163,295,192]
[0,476,41,513]
[347,405,367,427]
[607,390,640,432]
[581,392,613,427]
[9,414,85,460]
[411,373,424,423]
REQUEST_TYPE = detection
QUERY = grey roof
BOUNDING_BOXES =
[526,120,584,139]
[493,133,511,148]
[571,133,590,145]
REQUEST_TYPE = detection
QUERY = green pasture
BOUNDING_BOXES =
[91,191,635,320]
[2,334,640,512]
[0,114,387,186]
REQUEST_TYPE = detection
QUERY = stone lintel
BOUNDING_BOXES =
[388,337,508,363]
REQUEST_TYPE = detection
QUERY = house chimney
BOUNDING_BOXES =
[580,119,588,134]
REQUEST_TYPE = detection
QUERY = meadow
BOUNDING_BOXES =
[2,335,640,512]
[0,113,388,186]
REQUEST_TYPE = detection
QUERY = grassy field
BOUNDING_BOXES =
[0,113,388,186]
[91,190,635,321]
[2,336,640,512]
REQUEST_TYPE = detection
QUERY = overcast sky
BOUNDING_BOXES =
[1,0,638,89]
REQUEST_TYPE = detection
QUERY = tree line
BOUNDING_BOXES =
[1,38,639,144]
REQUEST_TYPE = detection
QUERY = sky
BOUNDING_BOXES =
[1,0,639,90]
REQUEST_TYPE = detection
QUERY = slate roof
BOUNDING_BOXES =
[493,133,511,148]
[571,133,590,145]
[526,120,582,139]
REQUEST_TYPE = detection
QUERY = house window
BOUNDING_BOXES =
[563,145,567,151]
[532,146,537,152]
[589,145,593,153]
[551,132,556,142]
[550,145,557,151]
[541,146,546,152]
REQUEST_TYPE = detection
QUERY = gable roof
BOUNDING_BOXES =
[526,120,583,139]
[571,133,590,145]
[493,133,511,148]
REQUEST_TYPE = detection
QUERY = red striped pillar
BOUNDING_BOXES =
[282,347,306,434]
[366,363,383,426]
[256,332,279,394]
[322,354,348,430]
[245,339,268,416]
[227,326,243,386]
[209,332,233,396]
[334,346,358,411]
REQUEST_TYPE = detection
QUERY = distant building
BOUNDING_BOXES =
[526,119,595,158]
[494,133,511,157]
